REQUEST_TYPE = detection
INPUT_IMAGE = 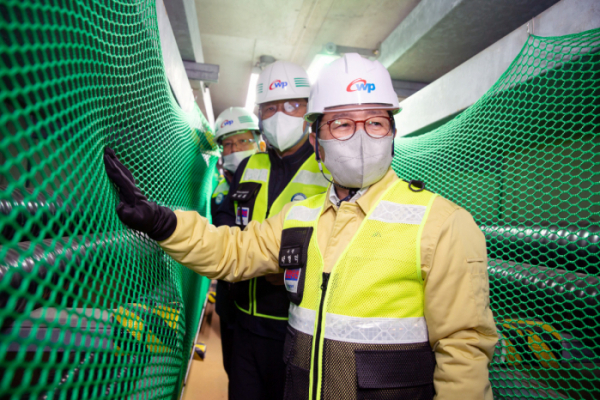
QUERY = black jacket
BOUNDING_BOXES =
[214,139,315,340]
[212,173,236,327]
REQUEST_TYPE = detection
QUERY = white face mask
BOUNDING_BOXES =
[261,112,305,152]
[222,149,256,173]
[318,130,393,189]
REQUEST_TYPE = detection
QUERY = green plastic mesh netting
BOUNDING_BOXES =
[392,29,600,399]
[0,0,219,399]
[1,0,599,398]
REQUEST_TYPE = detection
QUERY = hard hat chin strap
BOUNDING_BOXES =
[389,111,396,158]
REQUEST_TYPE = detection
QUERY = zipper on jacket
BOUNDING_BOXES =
[311,272,330,400]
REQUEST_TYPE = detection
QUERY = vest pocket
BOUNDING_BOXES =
[283,266,306,305]
[284,363,310,400]
[355,348,436,400]
[231,181,262,202]
[280,227,313,305]
[254,276,290,318]
[232,280,251,314]
[283,327,310,400]
[232,181,262,228]
[283,325,296,364]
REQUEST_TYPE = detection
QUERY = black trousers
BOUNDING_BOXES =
[230,323,286,400]
[220,319,235,395]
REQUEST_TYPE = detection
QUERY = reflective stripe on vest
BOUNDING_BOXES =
[288,304,428,344]
[282,178,438,400]
[235,153,330,223]
[233,152,330,320]
[211,178,229,198]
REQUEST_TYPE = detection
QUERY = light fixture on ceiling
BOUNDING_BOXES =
[244,66,261,112]
[245,55,276,112]
[307,42,380,84]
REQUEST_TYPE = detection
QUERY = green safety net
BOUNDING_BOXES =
[1,0,599,398]
[0,0,219,399]
[393,29,600,399]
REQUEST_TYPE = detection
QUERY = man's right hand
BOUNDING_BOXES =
[104,147,177,241]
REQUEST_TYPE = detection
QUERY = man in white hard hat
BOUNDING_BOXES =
[211,106,262,390]
[105,53,497,400]
[212,107,262,215]
[211,61,329,400]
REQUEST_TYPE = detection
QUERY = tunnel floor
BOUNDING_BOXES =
[182,303,229,400]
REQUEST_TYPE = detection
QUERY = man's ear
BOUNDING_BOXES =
[309,131,325,162]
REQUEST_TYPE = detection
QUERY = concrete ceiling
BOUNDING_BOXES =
[194,0,420,118]
[381,0,562,82]
[189,0,563,121]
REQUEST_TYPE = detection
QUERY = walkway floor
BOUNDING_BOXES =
[182,302,229,400]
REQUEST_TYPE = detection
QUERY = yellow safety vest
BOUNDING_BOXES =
[280,179,438,400]
[233,152,331,226]
[211,178,229,206]
[231,152,330,320]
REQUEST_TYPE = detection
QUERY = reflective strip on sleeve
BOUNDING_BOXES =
[288,304,316,336]
[324,313,428,344]
[243,168,269,182]
[368,201,426,225]
[288,305,429,344]
[286,205,322,222]
[292,170,331,188]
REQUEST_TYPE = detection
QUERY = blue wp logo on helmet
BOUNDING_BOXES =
[269,80,288,90]
[346,78,376,93]
[221,119,234,128]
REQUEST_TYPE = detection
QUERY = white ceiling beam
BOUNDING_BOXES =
[183,61,220,83]
[394,0,600,137]
[379,0,562,82]
[162,0,214,124]
[156,0,196,114]
[392,80,427,100]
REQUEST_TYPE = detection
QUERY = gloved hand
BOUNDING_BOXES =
[104,147,177,241]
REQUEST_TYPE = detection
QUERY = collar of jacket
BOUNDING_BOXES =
[223,170,234,184]
[322,168,399,216]
[267,137,313,167]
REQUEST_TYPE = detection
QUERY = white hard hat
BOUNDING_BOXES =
[256,61,310,105]
[304,53,400,123]
[214,107,260,142]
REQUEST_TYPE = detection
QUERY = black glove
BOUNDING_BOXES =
[104,147,177,241]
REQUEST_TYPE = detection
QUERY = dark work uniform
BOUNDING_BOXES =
[211,173,235,393]
[214,139,315,400]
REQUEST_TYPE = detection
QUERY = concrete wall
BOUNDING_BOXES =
[156,0,196,115]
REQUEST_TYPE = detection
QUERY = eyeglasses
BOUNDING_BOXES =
[318,116,393,141]
[259,100,308,120]
[221,138,256,152]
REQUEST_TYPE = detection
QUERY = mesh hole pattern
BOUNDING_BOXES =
[321,339,431,400]
[0,0,219,398]
[287,328,314,371]
[392,30,600,400]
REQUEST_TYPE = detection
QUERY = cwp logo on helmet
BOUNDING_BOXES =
[269,80,288,90]
[346,78,376,93]
[221,119,234,128]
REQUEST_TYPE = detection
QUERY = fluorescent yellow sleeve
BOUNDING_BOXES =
[423,206,498,400]
[158,207,291,282]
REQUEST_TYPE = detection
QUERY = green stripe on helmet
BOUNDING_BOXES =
[294,77,310,88]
